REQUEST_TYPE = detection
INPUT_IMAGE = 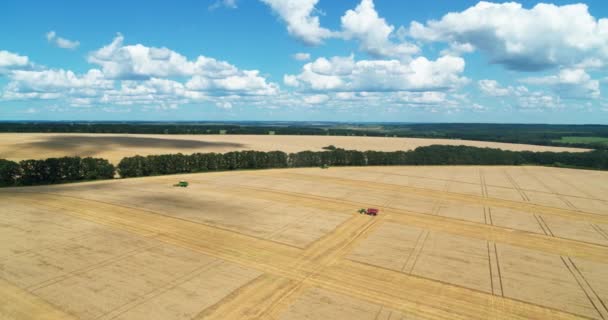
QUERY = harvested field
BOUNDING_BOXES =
[2,165,608,319]
[0,133,588,163]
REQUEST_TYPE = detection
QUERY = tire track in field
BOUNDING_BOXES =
[195,214,385,319]
[1,189,597,320]
[315,260,586,320]
[547,170,602,200]
[561,257,608,320]
[183,180,608,263]
[592,224,608,241]
[363,168,608,203]
[479,168,494,227]
[0,278,80,320]
[263,171,608,224]
[182,180,608,262]
[522,167,578,210]
[502,169,530,202]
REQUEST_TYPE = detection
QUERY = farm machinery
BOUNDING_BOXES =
[358,208,379,216]
[173,181,189,188]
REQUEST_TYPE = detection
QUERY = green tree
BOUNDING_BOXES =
[0,159,20,186]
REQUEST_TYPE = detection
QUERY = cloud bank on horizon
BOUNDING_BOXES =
[0,0,607,122]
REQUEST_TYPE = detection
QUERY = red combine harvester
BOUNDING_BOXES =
[358,208,379,216]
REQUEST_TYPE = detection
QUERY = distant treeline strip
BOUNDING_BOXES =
[2,122,608,149]
[0,157,114,187]
[2,146,607,187]
[117,145,608,178]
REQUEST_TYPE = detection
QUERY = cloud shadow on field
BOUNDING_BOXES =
[23,135,245,156]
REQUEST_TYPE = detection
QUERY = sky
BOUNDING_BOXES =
[1,0,608,123]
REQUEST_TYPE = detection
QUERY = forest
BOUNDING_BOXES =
[2,122,608,149]
[1,145,607,187]
[0,157,114,186]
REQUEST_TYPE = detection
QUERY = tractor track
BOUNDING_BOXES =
[2,191,593,320]
[181,179,608,261]
[357,168,608,203]
[254,171,608,224]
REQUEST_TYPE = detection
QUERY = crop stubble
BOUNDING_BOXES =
[1,165,608,319]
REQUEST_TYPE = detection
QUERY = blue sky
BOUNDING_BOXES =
[1,0,607,123]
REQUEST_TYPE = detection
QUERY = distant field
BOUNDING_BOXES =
[0,133,588,164]
[553,136,608,146]
[2,166,608,319]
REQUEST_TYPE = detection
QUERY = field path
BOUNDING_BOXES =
[1,190,595,320]
[2,166,607,319]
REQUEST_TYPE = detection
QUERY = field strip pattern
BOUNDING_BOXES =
[0,278,79,320]
[256,171,608,223]
[0,191,598,320]
[160,180,608,262]
[2,166,608,320]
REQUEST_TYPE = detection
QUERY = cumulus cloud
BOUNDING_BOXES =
[260,0,334,45]
[2,34,280,109]
[9,69,111,91]
[521,68,600,99]
[478,79,510,96]
[87,34,278,95]
[186,70,278,95]
[46,31,80,49]
[0,50,30,73]
[89,34,233,79]
[409,2,608,71]
[393,91,448,105]
[478,79,562,109]
[340,0,419,59]
[209,0,237,10]
[285,54,468,92]
[303,93,329,104]
[292,52,311,61]
[216,101,233,109]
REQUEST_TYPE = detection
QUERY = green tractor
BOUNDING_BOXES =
[173,180,189,188]
[320,164,329,169]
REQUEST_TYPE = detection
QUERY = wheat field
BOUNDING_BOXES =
[0,133,588,164]
[1,165,608,319]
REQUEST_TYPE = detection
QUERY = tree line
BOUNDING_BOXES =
[0,157,114,187]
[2,122,607,149]
[2,146,607,186]
[117,146,608,178]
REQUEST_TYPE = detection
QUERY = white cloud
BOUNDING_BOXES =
[303,94,329,104]
[292,52,311,61]
[2,34,280,109]
[260,0,334,45]
[521,68,600,99]
[394,91,448,105]
[46,31,80,49]
[440,42,475,57]
[87,34,278,95]
[216,101,233,109]
[478,80,510,97]
[283,74,300,87]
[409,2,608,71]
[340,0,419,59]
[209,0,237,10]
[477,79,563,109]
[186,70,278,95]
[89,34,235,79]
[517,92,561,109]
[0,50,30,72]
[7,69,112,93]
[286,54,468,92]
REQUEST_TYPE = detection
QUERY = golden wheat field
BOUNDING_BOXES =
[0,133,588,164]
[1,165,608,319]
